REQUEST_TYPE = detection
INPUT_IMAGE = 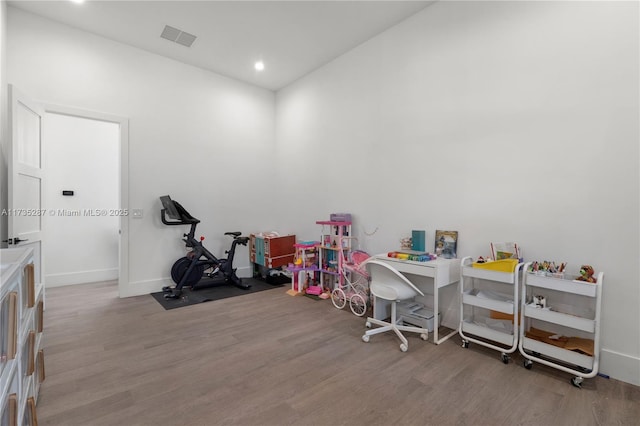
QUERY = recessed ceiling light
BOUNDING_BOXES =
[254,61,265,71]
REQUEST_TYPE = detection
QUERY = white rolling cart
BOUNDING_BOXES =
[459,256,523,364]
[519,263,603,388]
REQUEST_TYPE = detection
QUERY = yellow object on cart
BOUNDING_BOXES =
[471,259,519,272]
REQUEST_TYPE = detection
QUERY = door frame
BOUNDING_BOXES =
[42,103,129,297]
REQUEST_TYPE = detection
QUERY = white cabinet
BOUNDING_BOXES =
[459,256,523,363]
[518,264,603,388]
[0,247,44,425]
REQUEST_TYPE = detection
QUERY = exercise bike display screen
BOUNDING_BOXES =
[160,195,181,221]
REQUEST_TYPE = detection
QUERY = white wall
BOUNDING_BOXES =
[7,8,277,296]
[43,113,119,286]
[276,2,639,385]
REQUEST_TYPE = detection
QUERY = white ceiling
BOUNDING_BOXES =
[8,0,433,91]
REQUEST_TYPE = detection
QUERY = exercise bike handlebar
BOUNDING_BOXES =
[160,195,201,226]
[160,208,200,226]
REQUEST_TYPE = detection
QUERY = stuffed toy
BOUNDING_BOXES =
[576,265,596,283]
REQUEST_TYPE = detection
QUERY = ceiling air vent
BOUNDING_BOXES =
[160,25,197,48]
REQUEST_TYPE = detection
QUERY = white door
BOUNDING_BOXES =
[7,85,44,285]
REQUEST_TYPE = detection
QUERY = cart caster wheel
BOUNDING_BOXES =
[400,343,408,352]
[420,333,428,341]
[501,353,510,364]
[571,377,583,388]
[462,340,469,349]
[524,359,533,370]
[362,335,370,343]
[365,322,371,328]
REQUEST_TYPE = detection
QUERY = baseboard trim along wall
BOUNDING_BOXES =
[46,268,118,287]
[600,348,640,386]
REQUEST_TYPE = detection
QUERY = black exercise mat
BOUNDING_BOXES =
[150,278,284,310]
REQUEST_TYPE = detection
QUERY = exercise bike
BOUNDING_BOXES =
[160,195,250,299]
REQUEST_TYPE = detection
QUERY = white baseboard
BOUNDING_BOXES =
[118,277,171,298]
[119,266,253,298]
[46,268,118,287]
[236,265,252,278]
[600,348,640,386]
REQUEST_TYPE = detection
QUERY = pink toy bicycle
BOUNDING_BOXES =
[331,249,371,316]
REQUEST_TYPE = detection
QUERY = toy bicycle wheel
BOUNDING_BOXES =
[331,288,347,309]
[171,257,204,287]
[349,293,367,317]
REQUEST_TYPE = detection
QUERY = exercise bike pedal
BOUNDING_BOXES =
[207,267,220,278]
[234,278,251,290]
[163,290,182,299]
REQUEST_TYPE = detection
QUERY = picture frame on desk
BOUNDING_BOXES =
[435,230,458,259]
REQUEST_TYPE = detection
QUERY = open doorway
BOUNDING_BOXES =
[42,106,129,295]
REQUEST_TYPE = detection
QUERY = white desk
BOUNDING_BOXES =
[370,254,460,345]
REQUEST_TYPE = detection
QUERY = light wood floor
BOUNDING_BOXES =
[37,281,639,426]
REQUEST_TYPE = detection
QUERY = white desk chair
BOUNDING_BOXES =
[361,259,429,352]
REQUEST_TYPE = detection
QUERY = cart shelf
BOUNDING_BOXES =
[461,320,514,347]
[523,304,595,333]
[462,289,514,314]
[521,337,594,370]
[461,265,518,284]
[524,273,597,297]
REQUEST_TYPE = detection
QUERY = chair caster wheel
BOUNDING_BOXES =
[365,322,371,328]
[362,335,370,343]
[420,333,428,341]
[400,344,408,352]
[501,353,510,364]
[571,377,583,388]
[462,340,469,348]
[524,359,533,370]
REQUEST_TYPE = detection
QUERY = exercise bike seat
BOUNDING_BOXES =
[225,232,242,238]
